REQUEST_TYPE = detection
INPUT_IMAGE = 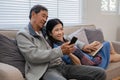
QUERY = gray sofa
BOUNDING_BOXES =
[0,25,120,80]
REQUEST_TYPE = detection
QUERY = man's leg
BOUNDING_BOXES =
[62,65,106,80]
[42,68,66,80]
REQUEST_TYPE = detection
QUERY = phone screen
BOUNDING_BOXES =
[69,36,78,45]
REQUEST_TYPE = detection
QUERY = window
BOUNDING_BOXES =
[101,0,118,14]
[0,0,82,29]
[0,0,30,29]
[30,0,82,26]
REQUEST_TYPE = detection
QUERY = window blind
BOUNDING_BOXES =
[31,0,81,26]
[58,0,80,25]
[0,0,82,29]
[0,0,29,29]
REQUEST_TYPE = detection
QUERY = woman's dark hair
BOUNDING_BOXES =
[46,18,66,47]
[46,18,63,36]
[29,5,48,19]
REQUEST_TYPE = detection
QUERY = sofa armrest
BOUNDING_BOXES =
[111,41,120,54]
[0,62,24,80]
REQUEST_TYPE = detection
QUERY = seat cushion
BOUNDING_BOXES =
[0,34,25,77]
[106,62,120,80]
[85,28,105,43]
[0,63,25,80]
[68,27,89,44]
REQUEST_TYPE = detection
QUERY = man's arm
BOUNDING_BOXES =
[82,41,102,53]
[16,30,75,64]
[16,31,63,64]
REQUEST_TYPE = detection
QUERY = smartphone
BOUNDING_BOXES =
[69,36,78,45]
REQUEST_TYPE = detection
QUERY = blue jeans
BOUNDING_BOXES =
[42,64,106,80]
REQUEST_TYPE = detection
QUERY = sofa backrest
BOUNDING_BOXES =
[64,25,95,35]
[0,24,95,39]
[0,30,18,39]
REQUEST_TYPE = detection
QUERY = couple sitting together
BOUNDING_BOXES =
[16,4,120,80]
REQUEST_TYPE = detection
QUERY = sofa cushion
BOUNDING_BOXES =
[85,28,105,43]
[68,27,89,44]
[0,34,25,77]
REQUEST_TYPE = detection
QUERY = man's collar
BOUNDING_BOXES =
[28,23,40,37]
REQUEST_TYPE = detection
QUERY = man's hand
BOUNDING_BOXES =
[61,42,75,55]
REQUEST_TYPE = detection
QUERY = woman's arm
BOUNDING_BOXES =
[69,53,81,65]
[82,41,102,53]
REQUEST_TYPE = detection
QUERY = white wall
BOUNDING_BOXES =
[82,0,120,41]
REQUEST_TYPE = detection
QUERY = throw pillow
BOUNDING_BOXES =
[85,28,105,44]
[0,34,25,77]
[68,27,92,44]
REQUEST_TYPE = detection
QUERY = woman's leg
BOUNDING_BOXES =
[110,42,120,62]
